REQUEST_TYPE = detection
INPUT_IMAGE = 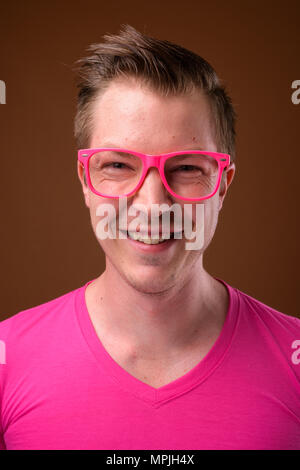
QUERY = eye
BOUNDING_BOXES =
[110,162,127,169]
[175,165,202,172]
[104,162,130,170]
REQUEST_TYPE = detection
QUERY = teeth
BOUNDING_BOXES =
[140,239,164,245]
[124,230,183,244]
[128,232,167,244]
[173,231,183,238]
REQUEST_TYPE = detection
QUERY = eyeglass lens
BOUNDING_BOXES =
[88,150,220,199]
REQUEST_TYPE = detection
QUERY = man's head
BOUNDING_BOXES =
[75,25,236,294]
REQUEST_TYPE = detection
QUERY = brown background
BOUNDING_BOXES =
[0,0,299,321]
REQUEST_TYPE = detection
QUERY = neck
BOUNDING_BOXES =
[85,260,228,361]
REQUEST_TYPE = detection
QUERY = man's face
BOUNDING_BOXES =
[78,78,235,294]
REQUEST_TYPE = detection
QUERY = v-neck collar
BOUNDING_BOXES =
[75,277,240,408]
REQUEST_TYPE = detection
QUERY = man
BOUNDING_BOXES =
[0,25,299,450]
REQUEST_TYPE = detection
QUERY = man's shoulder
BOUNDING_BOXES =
[0,283,83,343]
[0,282,90,391]
[233,285,300,367]
[235,286,300,331]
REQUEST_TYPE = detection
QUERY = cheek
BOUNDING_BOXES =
[88,196,120,236]
[190,200,219,235]
[203,199,220,240]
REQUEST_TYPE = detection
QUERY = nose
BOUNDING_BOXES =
[132,167,172,208]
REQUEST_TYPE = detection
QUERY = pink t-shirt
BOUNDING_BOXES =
[0,278,300,450]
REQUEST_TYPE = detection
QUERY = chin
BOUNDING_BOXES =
[122,269,178,295]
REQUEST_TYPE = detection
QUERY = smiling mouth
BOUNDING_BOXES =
[119,230,183,244]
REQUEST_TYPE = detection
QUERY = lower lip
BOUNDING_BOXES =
[126,234,180,253]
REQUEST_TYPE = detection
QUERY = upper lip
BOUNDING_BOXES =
[120,229,183,236]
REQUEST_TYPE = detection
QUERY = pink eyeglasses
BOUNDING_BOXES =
[78,148,231,201]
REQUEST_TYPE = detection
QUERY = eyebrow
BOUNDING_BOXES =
[97,142,206,153]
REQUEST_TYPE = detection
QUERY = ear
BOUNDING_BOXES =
[77,161,90,208]
[218,162,236,211]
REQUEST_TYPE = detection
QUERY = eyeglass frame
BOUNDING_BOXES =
[78,148,231,202]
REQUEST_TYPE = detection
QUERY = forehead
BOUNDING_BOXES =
[89,78,217,153]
